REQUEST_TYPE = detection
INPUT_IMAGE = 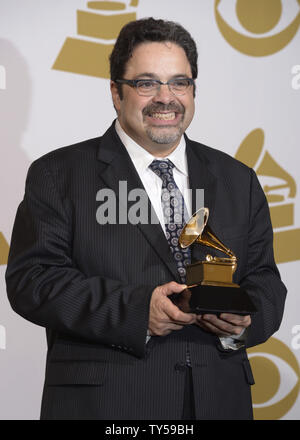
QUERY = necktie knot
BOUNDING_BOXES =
[149,159,175,181]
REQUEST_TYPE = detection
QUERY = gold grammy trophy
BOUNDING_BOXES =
[176,207,256,315]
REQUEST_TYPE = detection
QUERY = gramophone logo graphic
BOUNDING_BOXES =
[235,128,300,264]
[53,0,140,78]
[215,0,300,57]
[248,336,300,420]
[0,232,9,266]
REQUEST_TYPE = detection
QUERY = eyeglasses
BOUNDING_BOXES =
[115,78,195,96]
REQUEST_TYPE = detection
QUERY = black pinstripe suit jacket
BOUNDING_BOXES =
[6,121,286,420]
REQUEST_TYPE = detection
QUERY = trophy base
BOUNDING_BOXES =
[171,284,257,315]
[186,260,236,287]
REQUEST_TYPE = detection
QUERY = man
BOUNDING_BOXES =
[6,18,286,420]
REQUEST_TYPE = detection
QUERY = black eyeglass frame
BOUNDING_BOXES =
[115,78,195,96]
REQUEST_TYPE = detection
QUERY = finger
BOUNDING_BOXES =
[160,281,187,297]
[201,314,244,336]
[196,316,233,337]
[165,301,196,324]
[220,313,251,327]
[149,322,183,337]
[172,315,197,325]
[167,323,184,332]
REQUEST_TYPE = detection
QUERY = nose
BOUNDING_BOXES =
[152,83,174,104]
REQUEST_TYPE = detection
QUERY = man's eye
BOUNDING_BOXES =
[171,79,189,88]
[137,81,156,89]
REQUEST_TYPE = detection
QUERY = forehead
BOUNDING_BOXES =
[124,41,192,79]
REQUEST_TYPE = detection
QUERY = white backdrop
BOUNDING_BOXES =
[0,0,299,420]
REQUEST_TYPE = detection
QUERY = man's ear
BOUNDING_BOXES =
[110,81,121,114]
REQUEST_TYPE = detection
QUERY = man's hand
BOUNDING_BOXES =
[148,282,197,337]
[196,313,251,337]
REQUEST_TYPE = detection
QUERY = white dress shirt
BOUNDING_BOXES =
[115,119,191,234]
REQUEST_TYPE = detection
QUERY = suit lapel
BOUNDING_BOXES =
[185,135,218,230]
[96,123,180,281]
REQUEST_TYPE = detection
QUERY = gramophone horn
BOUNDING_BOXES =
[179,207,209,248]
[179,207,236,260]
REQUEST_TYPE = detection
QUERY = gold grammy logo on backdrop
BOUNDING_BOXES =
[235,128,300,264]
[53,1,139,78]
[215,0,300,56]
[0,232,9,266]
[248,337,300,419]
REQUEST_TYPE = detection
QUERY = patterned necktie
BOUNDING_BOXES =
[149,159,191,283]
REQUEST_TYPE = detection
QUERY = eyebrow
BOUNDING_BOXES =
[133,73,191,80]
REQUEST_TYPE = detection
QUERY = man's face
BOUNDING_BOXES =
[111,41,195,156]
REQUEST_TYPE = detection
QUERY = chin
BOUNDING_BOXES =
[146,127,182,145]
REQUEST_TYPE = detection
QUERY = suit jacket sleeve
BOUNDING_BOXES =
[6,159,153,358]
[239,168,287,348]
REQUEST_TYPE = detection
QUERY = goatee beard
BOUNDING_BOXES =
[145,127,182,145]
[143,102,185,145]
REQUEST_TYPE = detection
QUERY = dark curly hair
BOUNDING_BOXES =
[109,17,198,98]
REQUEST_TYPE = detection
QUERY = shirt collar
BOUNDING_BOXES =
[115,119,188,177]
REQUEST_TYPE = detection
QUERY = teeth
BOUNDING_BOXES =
[151,112,176,120]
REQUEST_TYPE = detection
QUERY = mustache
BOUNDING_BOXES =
[142,102,185,116]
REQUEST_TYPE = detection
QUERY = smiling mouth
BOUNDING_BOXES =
[151,112,176,121]
[143,104,184,124]
[145,111,183,126]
